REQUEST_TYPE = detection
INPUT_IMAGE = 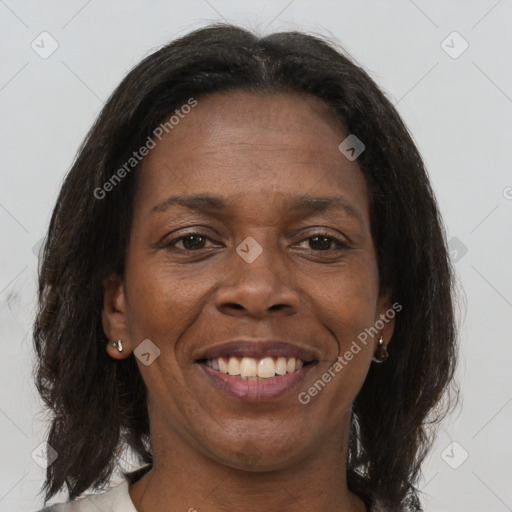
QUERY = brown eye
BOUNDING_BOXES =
[180,235,208,250]
[297,232,348,251]
[309,235,335,250]
[165,233,215,251]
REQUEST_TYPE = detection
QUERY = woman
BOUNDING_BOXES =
[33,24,458,512]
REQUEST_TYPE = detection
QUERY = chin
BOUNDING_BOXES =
[198,430,310,472]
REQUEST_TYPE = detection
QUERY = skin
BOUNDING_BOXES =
[102,90,394,512]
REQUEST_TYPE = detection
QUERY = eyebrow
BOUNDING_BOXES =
[151,193,364,224]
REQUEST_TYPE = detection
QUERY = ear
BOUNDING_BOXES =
[102,273,133,360]
[375,291,398,348]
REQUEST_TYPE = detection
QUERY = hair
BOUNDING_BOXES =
[33,23,458,510]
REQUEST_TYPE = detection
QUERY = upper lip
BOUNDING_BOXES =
[195,340,319,362]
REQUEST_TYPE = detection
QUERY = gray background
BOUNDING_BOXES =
[1,1,511,511]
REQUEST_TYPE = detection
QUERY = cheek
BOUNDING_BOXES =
[299,259,378,411]
[124,254,214,356]
[122,262,204,402]
[309,259,379,344]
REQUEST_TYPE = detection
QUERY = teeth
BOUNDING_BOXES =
[227,357,240,375]
[240,357,257,377]
[275,357,287,375]
[206,356,306,379]
[257,357,275,378]
[218,358,228,374]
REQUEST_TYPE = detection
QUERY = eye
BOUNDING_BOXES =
[165,233,218,251]
[296,231,348,251]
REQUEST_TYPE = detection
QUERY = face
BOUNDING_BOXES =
[103,90,394,471]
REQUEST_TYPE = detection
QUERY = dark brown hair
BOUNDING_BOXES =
[33,23,458,510]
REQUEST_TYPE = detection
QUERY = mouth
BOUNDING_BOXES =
[194,340,319,401]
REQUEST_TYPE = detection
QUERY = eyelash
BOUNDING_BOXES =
[164,231,348,252]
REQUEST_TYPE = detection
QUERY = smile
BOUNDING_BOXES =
[198,357,317,401]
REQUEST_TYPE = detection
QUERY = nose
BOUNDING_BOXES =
[214,243,301,318]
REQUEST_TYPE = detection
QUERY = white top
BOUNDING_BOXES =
[35,478,138,512]
[36,476,390,511]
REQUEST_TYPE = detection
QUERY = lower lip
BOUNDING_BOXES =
[198,363,316,401]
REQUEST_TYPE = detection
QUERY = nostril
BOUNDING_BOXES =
[226,303,244,310]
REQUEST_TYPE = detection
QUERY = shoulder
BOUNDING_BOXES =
[32,478,137,512]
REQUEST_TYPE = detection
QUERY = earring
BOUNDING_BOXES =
[372,335,388,363]
[112,339,123,353]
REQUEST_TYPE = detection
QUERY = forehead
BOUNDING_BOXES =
[150,90,347,159]
[135,90,369,221]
